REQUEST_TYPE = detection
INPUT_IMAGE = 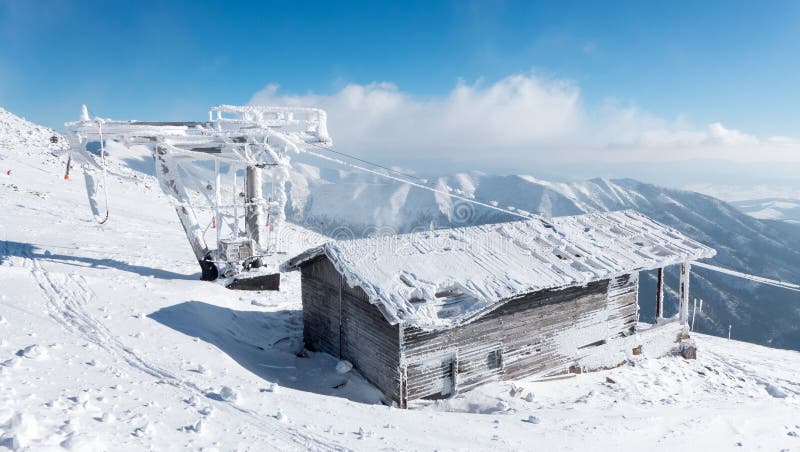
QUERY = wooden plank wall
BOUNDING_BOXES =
[606,273,639,337]
[300,257,342,357]
[340,280,401,400]
[300,256,401,402]
[400,274,639,401]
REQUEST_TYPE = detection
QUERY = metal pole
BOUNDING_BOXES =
[214,160,221,249]
[232,170,239,237]
[245,165,265,260]
[154,145,215,279]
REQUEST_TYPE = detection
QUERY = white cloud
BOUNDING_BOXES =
[249,73,800,164]
[706,122,759,146]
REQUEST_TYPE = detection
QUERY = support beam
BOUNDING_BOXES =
[154,146,215,280]
[245,165,265,260]
[656,267,665,319]
[154,147,208,261]
[679,262,691,328]
[232,170,239,237]
[214,160,221,249]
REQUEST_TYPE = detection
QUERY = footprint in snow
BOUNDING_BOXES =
[15,344,47,360]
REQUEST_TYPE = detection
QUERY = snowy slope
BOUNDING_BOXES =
[285,157,800,351]
[0,108,66,158]
[2,108,800,450]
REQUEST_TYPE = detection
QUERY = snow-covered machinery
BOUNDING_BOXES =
[64,105,332,290]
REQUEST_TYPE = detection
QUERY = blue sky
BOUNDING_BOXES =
[1,0,799,164]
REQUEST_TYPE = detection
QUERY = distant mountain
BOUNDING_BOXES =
[730,198,800,223]
[286,160,800,351]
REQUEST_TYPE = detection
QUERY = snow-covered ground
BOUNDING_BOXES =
[2,111,800,450]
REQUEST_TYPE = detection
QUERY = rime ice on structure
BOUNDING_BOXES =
[285,209,715,330]
[284,209,715,406]
[63,105,332,288]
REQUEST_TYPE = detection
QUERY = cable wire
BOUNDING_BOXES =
[303,146,553,226]
[96,121,110,224]
[308,142,431,184]
[693,261,800,293]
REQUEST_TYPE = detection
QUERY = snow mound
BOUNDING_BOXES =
[59,432,105,451]
[335,360,353,374]
[0,412,40,449]
[0,107,66,154]
[215,386,239,403]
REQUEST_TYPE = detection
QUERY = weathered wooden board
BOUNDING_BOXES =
[300,256,401,401]
[400,275,638,401]
[340,282,400,398]
[301,257,341,357]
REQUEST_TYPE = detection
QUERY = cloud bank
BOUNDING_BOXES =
[249,73,799,165]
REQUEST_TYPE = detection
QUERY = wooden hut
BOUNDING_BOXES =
[282,210,715,407]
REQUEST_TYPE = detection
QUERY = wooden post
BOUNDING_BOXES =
[679,262,691,329]
[656,267,665,320]
[450,351,459,397]
[338,274,344,358]
[399,365,408,409]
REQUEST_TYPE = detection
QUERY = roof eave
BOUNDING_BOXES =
[279,245,328,272]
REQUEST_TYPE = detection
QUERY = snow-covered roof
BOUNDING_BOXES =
[283,210,715,330]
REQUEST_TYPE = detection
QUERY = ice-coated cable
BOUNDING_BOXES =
[96,121,110,224]
[303,147,551,226]
[693,261,800,293]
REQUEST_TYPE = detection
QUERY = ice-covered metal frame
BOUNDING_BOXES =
[64,105,332,283]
